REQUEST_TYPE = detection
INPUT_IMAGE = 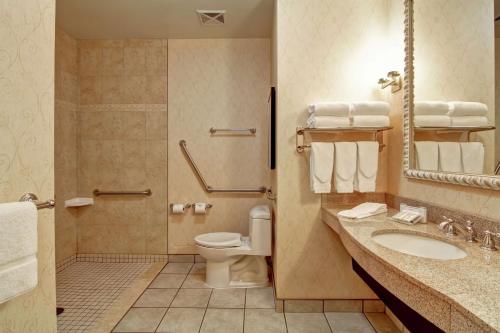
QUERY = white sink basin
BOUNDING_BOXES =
[371,232,467,260]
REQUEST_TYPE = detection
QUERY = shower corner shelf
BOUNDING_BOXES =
[295,126,393,153]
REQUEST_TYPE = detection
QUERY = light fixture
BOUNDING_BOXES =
[378,71,402,93]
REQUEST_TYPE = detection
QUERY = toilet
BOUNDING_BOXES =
[194,205,271,288]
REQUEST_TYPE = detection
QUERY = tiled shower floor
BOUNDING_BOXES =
[56,262,154,332]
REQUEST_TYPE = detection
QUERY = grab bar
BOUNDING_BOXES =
[179,140,267,194]
[209,127,256,135]
[19,193,55,210]
[93,189,152,196]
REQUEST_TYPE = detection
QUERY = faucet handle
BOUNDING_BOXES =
[480,230,497,251]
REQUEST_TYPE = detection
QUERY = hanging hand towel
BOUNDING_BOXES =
[354,141,379,192]
[438,142,462,173]
[352,115,390,127]
[308,102,351,117]
[414,141,439,171]
[307,115,350,128]
[351,102,390,116]
[414,101,450,115]
[309,142,334,193]
[414,115,451,127]
[0,202,38,304]
[448,102,488,117]
[460,142,484,174]
[450,116,489,127]
[334,142,357,193]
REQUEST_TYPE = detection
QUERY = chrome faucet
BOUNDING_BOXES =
[439,217,476,242]
[480,230,499,251]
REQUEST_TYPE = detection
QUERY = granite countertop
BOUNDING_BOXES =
[322,206,500,333]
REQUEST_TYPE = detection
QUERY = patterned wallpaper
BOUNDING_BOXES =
[167,39,271,254]
[274,0,390,299]
[0,0,57,331]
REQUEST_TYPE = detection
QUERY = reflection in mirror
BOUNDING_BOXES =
[411,0,498,176]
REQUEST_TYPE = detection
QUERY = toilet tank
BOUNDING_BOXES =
[248,205,272,256]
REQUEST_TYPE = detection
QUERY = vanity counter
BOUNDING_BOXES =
[322,207,500,333]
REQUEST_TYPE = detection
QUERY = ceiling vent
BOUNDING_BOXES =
[197,10,226,25]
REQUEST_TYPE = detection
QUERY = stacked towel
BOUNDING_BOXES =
[307,103,350,128]
[414,141,439,171]
[351,102,390,127]
[460,142,484,174]
[334,142,357,193]
[354,141,379,192]
[438,142,462,173]
[414,101,451,127]
[448,102,489,127]
[309,142,334,193]
[0,202,38,304]
[338,203,387,219]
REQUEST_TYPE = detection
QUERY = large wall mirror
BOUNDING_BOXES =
[404,0,500,190]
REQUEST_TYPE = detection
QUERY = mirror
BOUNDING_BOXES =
[404,0,500,189]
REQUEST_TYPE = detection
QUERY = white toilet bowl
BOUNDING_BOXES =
[194,205,271,288]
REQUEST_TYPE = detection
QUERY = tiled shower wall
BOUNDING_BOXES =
[76,39,168,254]
[55,29,79,263]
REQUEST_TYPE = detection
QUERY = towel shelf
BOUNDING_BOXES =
[19,193,55,210]
[414,126,495,141]
[93,189,152,196]
[296,126,393,153]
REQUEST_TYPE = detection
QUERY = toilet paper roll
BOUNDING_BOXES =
[194,203,207,215]
[171,204,185,214]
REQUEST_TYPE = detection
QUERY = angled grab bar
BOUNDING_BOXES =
[179,140,267,194]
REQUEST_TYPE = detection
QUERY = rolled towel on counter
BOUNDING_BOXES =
[354,141,379,193]
[307,115,350,128]
[0,202,38,304]
[414,141,439,171]
[438,142,462,173]
[352,115,390,127]
[308,102,351,117]
[309,142,334,193]
[460,142,484,174]
[334,142,357,193]
[448,102,488,117]
[351,101,390,116]
[414,115,451,127]
[450,116,489,127]
[414,101,450,115]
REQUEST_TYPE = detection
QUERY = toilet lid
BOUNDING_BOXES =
[195,232,242,248]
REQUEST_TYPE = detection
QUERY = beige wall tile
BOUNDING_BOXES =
[324,300,363,312]
[80,75,102,104]
[101,47,124,76]
[363,299,385,313]
[284,300,324,313]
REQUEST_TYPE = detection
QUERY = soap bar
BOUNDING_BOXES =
[64,198,94,208]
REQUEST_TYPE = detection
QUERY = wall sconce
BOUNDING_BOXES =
[378,71,402,93]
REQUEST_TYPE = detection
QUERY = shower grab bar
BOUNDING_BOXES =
[179,140,267,194]
[19,193,56,210]
[209,127,256,135]
[93,189,152,196]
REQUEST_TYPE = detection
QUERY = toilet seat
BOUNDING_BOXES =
[195,232,242,248]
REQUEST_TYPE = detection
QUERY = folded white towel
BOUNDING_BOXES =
[438,142,462,173]
[307,115,350,128]
[448,102,488,117]
[352,115,390,127]
[450,116,489,127]
[355,141,379,193]
[308,102,351,117]
[460,142,484,174]
[334,142,357,193]
[414,115,451,127]
[414,101,450,115]
[338,202,387,219]
[414,141,439,171]
[309,142,334,193]
[0,202,38,304]
[351,102,390,116]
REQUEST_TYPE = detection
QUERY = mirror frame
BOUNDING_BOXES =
[403,0,500,190]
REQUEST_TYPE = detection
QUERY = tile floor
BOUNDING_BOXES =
[113,262,400,333]
[56,262,154,332]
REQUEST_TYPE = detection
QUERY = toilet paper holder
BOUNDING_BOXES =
[192,203,213,209]
[170,203,192,211]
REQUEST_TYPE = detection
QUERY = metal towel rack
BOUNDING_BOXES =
[179,140,267,194]
[209,127,256,135]
[19,193,55,210]
[93,189,152,196]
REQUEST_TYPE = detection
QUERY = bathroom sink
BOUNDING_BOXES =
[371,232,467,260]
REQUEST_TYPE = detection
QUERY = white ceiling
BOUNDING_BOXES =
[56,0,274,39]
